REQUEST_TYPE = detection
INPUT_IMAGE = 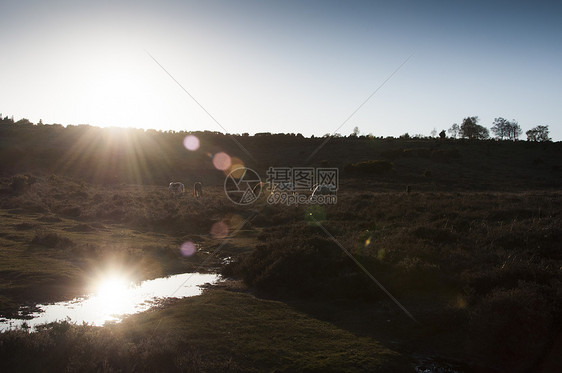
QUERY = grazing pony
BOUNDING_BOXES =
[169,182,185,195]
[193,182,203,199]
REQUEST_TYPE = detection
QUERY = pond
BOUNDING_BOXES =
[0,272,219,332]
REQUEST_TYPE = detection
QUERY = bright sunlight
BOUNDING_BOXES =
[93,274,133,317]
[96,275,130,302]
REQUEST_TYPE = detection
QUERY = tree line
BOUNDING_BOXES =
[446,116,551,142]
[0,113,553,142]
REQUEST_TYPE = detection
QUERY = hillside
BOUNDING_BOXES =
[1,122,561,191]
[0,121,561,372]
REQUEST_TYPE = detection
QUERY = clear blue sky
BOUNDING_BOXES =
[1,0,561,139]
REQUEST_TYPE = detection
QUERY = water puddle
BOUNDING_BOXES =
[0,272,219,332]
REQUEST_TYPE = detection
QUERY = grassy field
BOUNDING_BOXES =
[0,124,561,372]
[0,288,413,372]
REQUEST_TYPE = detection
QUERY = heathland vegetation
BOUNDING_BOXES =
[0,117,561,372]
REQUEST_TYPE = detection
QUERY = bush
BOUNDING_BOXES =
[430,148,460,161]
[225,235,376,300]
[0,322,205,372]
[10,175,29,194]
[380,148,404,159]
[31,229,74,249]
[61,206,82,218]
[412,226,457,244]
[344,160,394,176]
[468,283,557,372]
[403,148,431,158]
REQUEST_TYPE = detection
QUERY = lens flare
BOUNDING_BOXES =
[305,205,326,223]
[180,241,196,257]
[210,221,229,239]
[212,152,231,171]
[229,157,246,178]
[183,135,200,151]
[227,214,244,228]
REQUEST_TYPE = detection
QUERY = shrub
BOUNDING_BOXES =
[430,148,460,161]
[380,148,404,159]
[61,206,81,217]
[468,283,556,372]
[31,229,74,249]
[0,322,205,372]
[344,160,393,176]
[403,148,431,158]
[391,256,443,294]
[226,235,376,300]
[10,175,29,194]
[412,226,457,244]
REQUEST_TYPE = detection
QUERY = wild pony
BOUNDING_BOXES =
[169,182,185,195]
[193,182,202,199]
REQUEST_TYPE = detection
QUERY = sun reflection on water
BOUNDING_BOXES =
[0,272,219,331]
[94,275,132,316]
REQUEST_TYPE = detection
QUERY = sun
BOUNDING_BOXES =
[95,274,130,305]
[86,265,140,323]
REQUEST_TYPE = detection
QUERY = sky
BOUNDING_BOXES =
[1,0,561,140]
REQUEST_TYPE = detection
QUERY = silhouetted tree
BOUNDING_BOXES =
[507,121,522,140]
[491,117,509,139]
[460,116,489,140]
[448,123,460,138]
[492,117,521,140]
[15,118,33,127]
[439,130,446,139]
[526,125,551,142]
[0,115,14,125]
